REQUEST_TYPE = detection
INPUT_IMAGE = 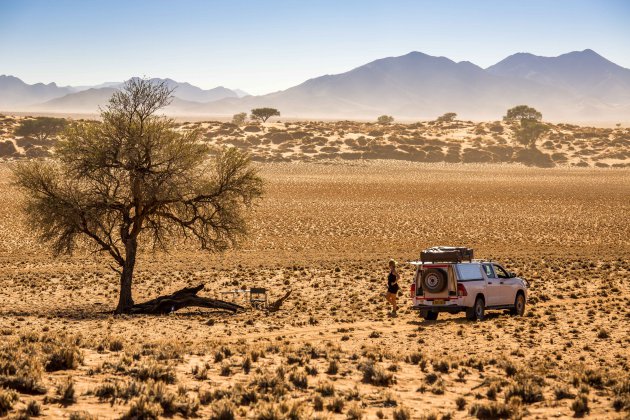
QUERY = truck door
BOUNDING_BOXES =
[493,264,517,305]
[481,263,501,306]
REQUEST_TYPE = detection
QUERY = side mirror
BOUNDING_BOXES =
[509,272,516,278]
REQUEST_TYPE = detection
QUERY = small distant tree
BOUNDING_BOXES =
[503,105,542,122]
[516,119,549,148]
[15,117,67,142]
[377,115,394,125]
[503,106,547,148]
[436,112,457,123]
[13,78,264,314]
[250,108,280,123]
[232,112,247,126]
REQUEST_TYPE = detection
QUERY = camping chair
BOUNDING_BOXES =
[249,287,268,309]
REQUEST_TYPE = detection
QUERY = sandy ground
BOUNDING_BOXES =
[0,161,629,419]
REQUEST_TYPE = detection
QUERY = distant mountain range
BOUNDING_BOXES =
[2,49,630,121]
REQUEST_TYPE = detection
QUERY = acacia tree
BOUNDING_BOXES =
[504,105,547,148]
[503,105,542,122]
[436,112,457,123]
[231,112,247,126]
[376,115,394,125]
[250,108,280,123]
[14,79,264,314]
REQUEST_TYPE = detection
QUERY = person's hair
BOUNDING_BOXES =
[389,259,397,267]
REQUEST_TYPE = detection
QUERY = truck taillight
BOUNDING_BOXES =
[410,283,416,298]
[457,283,467,296]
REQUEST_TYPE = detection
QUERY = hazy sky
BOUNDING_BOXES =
[1,0,629,95]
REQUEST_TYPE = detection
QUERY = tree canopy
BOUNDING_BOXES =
[377,115,394,125]
[250,108,280,123]
[515,119,549,148]
[503,105,542,122]
[14,78,264,313]
[436,112,457,123]
[231,112,247,126]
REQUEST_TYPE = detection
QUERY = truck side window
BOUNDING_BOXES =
[482,264,496,278]
[493,264,509,278]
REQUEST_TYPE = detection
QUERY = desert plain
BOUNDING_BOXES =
[0,116,628,419]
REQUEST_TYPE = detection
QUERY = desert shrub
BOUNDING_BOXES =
[24,400,41,417]
[0,141,17,157]
[514,148,555,167]
[327,396,345,413]
[327,359,339,375]
[209,400,236,420]
[316,381,335,396]
[68,411,97,420]
[462,148,493,163]
[571,393,590,417]
[554,385,575,400]
[313,395,324,411]
[220,362,232,376]
[56,377,76,405]
[469,402,512,419]
[244,125,262,133]
[582,369,604,389]
[346,402,363,419]
[45,341,83,372]
[455,396,466,410]
[135,361,176,384]
[425,372,439,385]
[0,387,18,416]
[109,338,124,352]
[121,396,163,420]
[359,361,394,386]
[255,402,282,420]
[505,377,544,404]
[432,360,449,373]
[392,406,411,420]
[251,370,288,397]
[289,370,308,389]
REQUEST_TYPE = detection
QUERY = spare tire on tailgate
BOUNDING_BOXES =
[422,269,447,293]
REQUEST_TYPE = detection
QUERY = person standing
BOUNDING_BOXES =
[386,259,400,315]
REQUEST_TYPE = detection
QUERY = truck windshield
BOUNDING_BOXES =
[456,264,483,281]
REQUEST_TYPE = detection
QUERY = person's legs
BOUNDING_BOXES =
[392,295,398,313]
[386,293,394,310]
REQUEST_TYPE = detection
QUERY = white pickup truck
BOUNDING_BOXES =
[409,256,529,321]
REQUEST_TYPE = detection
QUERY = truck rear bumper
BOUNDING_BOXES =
[411,304,467,314]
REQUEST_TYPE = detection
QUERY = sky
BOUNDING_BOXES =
[1,0,629,95]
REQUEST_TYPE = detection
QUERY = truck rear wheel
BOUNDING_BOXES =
[421,269,447,293]
[466,297,485,321]
[422,311,438,321]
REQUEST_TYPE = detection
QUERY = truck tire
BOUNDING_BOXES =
[422,269,447,293]
[466,296,485,321]
[423,311,438,321]
[509,293,525,316]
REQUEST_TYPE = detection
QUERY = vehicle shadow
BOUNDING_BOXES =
[406,311,507,326]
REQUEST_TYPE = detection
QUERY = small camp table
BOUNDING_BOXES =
[220,287,268,309]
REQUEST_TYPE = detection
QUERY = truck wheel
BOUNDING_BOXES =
[422,269,447,293]
[423,311,438,321]
[466,297,485,321]
[510,293,525,316]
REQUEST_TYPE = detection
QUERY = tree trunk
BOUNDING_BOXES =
[128,284,243,314]
[115,238,137,314]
